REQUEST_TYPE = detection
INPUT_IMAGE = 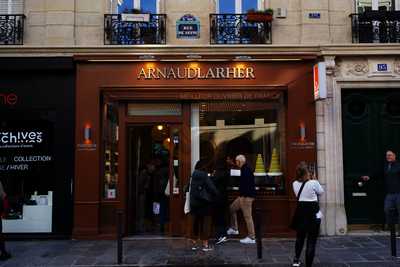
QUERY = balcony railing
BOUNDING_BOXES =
[350,11,400,43]
[0,14,25,45]
[104,14,166,45]
[210,14,272,44]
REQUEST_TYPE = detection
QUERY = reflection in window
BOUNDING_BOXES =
[103,102,119,199]
[191,101,285,195]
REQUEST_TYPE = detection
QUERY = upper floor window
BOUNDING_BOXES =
[0,0,24,14]
[217,0,261,13]
[356,0,399,12]
[115,0,158,13]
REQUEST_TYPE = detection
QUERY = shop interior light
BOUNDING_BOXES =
[157,125,164,131]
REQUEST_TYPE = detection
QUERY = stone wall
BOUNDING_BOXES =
[21,0,354,45]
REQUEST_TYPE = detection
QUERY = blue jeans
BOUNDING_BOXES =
[384,193,400,224]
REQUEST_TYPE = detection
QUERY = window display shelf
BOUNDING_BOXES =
[3,191,53,233]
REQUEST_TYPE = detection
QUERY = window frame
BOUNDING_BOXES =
[355,0,399,12]
[113,0,160,14]
[216,0,264,14]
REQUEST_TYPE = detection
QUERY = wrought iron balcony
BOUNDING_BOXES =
[350,11,400,43]
[104,14,166,45]
[210,14,272,44]
[0,14,25,45]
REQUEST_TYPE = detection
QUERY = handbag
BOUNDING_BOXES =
[184,178,191,214]
[289,180,308,230]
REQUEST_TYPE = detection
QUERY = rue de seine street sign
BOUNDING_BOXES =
[176,14,200,39]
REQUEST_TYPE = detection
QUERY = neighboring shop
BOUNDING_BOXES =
[317,54,400,235]
[0,58,75,237]
[73,54,318,238]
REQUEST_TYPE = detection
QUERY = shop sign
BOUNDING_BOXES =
[77,143,97,151]
[0,93,18,106]
[0,125,53,173]
[137,66,255,80]
[313,62,327,100]
[176,14,200,39]
[291,141,315,150]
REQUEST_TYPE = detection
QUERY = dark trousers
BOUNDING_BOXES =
[214,199,227,239]
[384,193,400,224]
[193,215,212,241]
[295,219,320,267]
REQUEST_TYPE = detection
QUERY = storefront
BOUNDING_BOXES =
[73,55,317,238]
[0,58,75,237]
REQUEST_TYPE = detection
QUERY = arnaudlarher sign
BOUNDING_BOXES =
[137,66,255,80]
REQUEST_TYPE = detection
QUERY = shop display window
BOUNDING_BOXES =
[0,119,54,232]
[191,101,285,195]
[103,103,119,200]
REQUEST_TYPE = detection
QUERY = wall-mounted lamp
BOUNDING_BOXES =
[84,124,92,144]
[234,55,252,61]
[186,54,202,60]
[139,55,156,60]
[299,122,306,142]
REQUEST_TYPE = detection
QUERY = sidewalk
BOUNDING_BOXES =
[2,235,400,266]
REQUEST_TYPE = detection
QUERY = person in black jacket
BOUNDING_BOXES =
[361,150,400,226]
[189,160,219,251]
[226,154,256,244]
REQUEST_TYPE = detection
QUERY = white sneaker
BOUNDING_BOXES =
[215,236,227,245]
[239,236,256,244]
[226,228,239,235]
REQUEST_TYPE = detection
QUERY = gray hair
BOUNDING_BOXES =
[235,154,246,164]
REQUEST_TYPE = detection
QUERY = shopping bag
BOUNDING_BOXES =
[153,202,160,215]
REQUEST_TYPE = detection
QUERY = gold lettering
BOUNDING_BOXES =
[216,68,225,78]
[226,67,235,78]
[148,68,158,79]
[177,67,185,79]
[167,68,177,79]
[237,68,245,78]
[205,68,216,79]
[188,67,197,79]
[246,67,255,79]
[137,68,148,79]
[157,68,167,79]
[197,68,206,79]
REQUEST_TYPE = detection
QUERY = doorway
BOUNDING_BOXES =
[342,90,400,224]
[126,123,181,235]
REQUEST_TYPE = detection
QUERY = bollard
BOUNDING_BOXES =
[389,208,397,258]
[255,208,263,259]
[117,210,123,264]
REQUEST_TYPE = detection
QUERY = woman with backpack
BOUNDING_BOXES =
[291,162,324,267]
[189,159,219,251]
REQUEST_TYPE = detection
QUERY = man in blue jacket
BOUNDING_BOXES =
[226,154,256,244]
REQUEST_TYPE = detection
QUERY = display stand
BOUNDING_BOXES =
[3,191,53,233]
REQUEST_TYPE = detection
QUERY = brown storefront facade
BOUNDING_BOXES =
[73,54,318,239]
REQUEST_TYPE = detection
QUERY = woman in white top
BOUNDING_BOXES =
[291,162,324,267]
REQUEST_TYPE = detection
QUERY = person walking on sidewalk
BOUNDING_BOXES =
[226,154,256,244]
[361,150,400,227]
[291,162,324,267]
[189,160,220,251]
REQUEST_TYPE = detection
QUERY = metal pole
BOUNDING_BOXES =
[255,208,263,259]
[117,210,123,264]
[389,208,397,258]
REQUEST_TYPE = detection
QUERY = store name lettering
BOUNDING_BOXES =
[137,67,255,80]
[0,93,18,106]
[0,131,43,145]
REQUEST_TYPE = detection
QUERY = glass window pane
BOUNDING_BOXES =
[141,0,157,13]
[242,0,258,12]
[118,0,133,13]
[191,101,285,195]
[127,103,182,116]
[219,0,235,13]
[103,102,119,199]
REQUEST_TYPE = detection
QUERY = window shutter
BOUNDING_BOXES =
[0,0,24,14]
